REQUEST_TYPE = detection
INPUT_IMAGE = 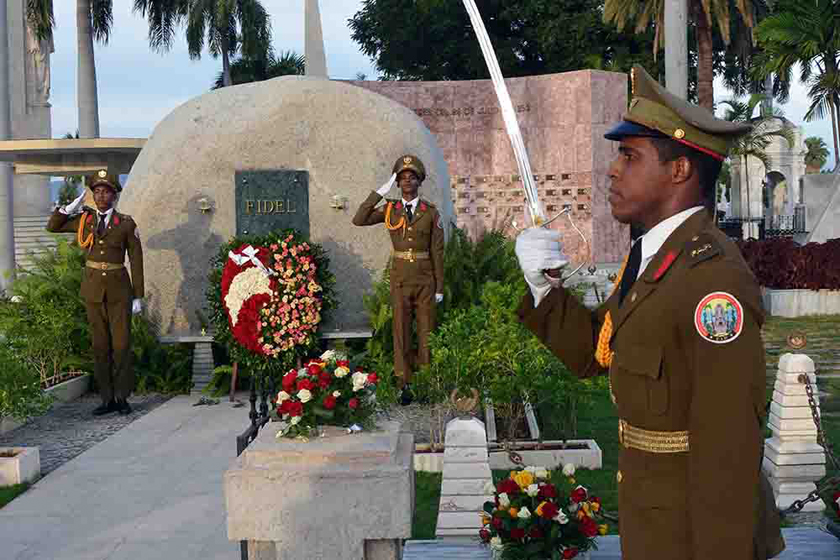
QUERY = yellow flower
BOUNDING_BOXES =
[581,502,592,517]
[577,509,586,520]
[535,501,548,517]
[481,514,490,526]
[512,470,534,490]
[591,501,601,513]
[508,507,519,518]
[599,524,608,535]
[569,477,576,485]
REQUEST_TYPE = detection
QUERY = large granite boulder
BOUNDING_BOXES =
[120,76,452,337]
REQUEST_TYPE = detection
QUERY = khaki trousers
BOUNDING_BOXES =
[391,281,436,385]
[85,295,134,402]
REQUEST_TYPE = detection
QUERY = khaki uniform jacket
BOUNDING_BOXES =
[47,209,144,303]
[518,210,766,559]
[352,192,445,292]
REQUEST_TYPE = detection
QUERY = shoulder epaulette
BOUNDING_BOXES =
[685,232,722,268]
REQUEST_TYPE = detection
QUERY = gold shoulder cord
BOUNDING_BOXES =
[595,255,628,368]
[77,212,93,251]
[384,202,406,236]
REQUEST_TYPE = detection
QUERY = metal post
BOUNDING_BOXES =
[664,0,689,100]
[0,0,16,292]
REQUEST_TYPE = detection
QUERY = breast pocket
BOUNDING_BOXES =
[612,345,669,416]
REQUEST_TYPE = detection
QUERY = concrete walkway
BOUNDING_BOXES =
[1,395,249,560]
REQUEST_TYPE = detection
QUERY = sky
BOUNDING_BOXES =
[46,1,835,166]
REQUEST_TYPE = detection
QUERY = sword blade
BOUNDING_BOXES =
[461,0,545,226]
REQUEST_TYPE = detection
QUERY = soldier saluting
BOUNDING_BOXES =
[353,155,445,405]
[47,170,144,416]
[515,65,782,559]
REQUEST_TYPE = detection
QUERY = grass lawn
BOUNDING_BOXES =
[0,483,29,509]
[410,315,840,538]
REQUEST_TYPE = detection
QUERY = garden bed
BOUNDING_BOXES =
[1,372,91,435]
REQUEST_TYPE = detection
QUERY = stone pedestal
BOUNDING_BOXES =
[762,353,826,512]
[436,417,493,540]
[224,420,414,559]
[0,446,40,485]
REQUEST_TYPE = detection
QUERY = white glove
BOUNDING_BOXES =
[515,227,569,307]
[435,293,443,304]
[132,298,143,315]
[61,191,87,215]
[376,173,397,197]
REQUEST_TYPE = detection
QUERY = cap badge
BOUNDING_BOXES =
[674,128,686,139]
[403,156,412,165]
[98,170,107,178]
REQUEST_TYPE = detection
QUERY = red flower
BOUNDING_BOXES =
[367,373,379,385]
[479,528,491,542]
[580,516,599,538]
[538,502,558,519]
[509,527,525,540]
[496,479,520,495]
[538,484,557,500]
[287,401,303,417]
[318,378,330,389]
[563,548,579,559]
[491,517,503,529]
[348,398,359,409]
[337,360,349,368]
[323,395,337,410]
[296,378,315,392]
[307,363,322,376]
[528,526,543,539]
[282,371,297,393]
[570,487,587,503]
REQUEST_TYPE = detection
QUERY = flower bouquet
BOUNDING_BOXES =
[273,350,379,438]
[480,464,609,560]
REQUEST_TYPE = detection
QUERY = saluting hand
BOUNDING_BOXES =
[61,191,87,215]
[132,298,143,315]
[376,173,397,197]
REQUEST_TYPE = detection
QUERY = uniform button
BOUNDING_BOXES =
[99,241,104,245]
[102,272,107,277]
[408,227,413,231]
[616,470,623,483]
[408,238,413,241]
[100,251,105,255]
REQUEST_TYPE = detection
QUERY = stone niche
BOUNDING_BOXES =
[120,76,452,337]
[354,70,630,265]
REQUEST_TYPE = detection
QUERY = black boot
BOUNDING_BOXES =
[116,399,133,416]
[399,385,414,406]
[92,400,117,416]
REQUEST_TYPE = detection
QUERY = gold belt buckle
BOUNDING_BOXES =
[407,248,415,263]
[618,419,625,445]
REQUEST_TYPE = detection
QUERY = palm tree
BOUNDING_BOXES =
[753,0,840,170]
[603,0,759,109]
[720,94,794,237]
[211,50,304,90]
[804,136,830,174]
[27,1,112,139]
[134,0,272,88]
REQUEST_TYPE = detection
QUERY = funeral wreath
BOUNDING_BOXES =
[480,464,608,560]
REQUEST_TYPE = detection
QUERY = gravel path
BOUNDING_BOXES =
[0,393,171,476]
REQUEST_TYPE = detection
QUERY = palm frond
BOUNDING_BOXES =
[90,0,114,44]
[26,0,54,42]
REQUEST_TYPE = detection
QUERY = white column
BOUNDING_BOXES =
[0,0,17,291]
[664,0,689,99]
[304,0,328,78]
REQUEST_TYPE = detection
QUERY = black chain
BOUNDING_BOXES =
[780,372,840,515]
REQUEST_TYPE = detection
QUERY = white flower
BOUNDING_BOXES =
[562,463,576,477]
[483,480,496,495]
[297,368,307,377]
[277,391,290,402]
[320,349,336,361]
[553,510,569,524]
[490,536,503,551]
[535,467,549,479]
[332,391,341,398]
[526,484,540,497]
[352,371,368,392]
[297,389,312,403]
[334,366,350,378]
[290,416,301,425]
[9,295,22,303]
[517,507,531,519]
[224,267,273,326]
[498,492,510,508]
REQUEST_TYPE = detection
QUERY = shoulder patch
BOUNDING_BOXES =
[694,291,743,344]
[685,233,721,268]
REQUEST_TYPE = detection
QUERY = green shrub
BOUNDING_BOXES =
[132,315,194,394]
[0,345,52,421]
[0,238,91,384]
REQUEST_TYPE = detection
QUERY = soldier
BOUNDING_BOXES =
[353,155,445,405]
[47,170,144,416]
[515,65,782,559]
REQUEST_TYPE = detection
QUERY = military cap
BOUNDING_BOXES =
[605,64,752,160]
[393,154,426,182]
[88,169,122,193]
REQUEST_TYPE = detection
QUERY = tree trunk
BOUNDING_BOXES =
[693,3,715,110]
[831,98,840,171]
[744,155,752,239]
[0,3,16,290]
[76,0,100,138]
[664,0,689,99]
[222,39,232,88]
